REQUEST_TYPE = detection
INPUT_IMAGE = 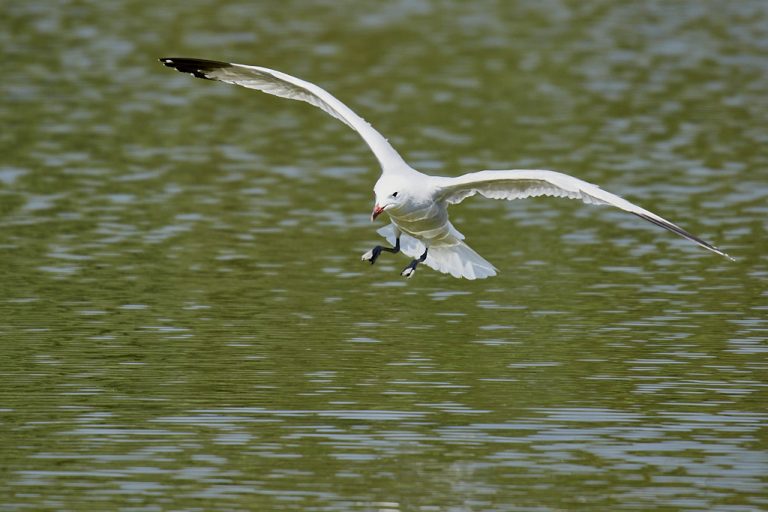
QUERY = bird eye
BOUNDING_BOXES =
[391,192,398,198]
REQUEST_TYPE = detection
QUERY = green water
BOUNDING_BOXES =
[2,1,766,511]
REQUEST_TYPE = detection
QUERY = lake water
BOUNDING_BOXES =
[2,1,767,510]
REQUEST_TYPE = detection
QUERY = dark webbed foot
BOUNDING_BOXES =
[401,248,428,278]
[361,245,383,264]
[362,238,400,265]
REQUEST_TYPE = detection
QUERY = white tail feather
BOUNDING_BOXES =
[377,224,497,280]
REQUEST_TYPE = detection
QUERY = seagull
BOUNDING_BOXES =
[160,57,733,279]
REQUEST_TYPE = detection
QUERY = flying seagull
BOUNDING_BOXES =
[160,57,733,279]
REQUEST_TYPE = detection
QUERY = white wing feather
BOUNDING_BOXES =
[436,169,733,260]
[160,58,409,174]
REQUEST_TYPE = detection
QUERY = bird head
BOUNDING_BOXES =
[371,175,408,221]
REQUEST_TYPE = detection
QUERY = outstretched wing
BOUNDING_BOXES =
[435,169,733,260]
[160,57,409,174]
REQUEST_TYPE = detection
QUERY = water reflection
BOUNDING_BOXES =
[14,402,762,509]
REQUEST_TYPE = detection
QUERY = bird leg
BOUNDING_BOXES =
[361,237,400,265]
[401,248,428,278]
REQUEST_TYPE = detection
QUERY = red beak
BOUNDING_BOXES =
[371,203,385,221]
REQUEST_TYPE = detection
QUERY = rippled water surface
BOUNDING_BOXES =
[2,1,767,510]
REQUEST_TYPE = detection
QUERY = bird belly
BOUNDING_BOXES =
[390,204,461,247]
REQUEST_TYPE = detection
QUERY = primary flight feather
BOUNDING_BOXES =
[160,57,733,279]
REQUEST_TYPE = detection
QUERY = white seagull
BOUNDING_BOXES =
[160,57,733,279]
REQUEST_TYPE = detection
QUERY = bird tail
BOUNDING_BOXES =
[426,242,498,279]
[377,224,497,280]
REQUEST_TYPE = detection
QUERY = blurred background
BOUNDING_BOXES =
[1,1,766,510]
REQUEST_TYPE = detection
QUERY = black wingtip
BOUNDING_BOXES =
[633,212,734,261]
[159,57,230,80]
